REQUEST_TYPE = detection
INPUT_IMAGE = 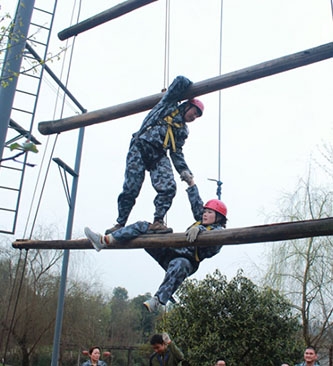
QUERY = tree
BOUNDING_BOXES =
[0,237,63,366]
[163,270,303,366]
[263,173,333,362]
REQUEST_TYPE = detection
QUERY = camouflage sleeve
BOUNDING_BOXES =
[170,148,191,175]
[186,184,204,221]
[160,75,192,104]
[138,76,192,133]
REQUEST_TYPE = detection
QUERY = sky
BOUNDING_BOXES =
[1,0,333,299]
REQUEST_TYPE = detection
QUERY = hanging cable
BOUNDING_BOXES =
[208,0,224,200]
[163,0,171,226]
[23,0,83,239]
[2,250,28,366]
[3,1,83,364]
[163,0,171,90]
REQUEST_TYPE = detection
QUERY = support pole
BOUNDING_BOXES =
[38,42,333,136]
[51,127,85,366]
[58,0,158,41]
[12,217,333,250]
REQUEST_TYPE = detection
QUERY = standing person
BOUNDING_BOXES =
[149,333,184,366]
[105,75,204,235]
[84,172,227,312]
[295,346,320,366]
[81,346,107,366]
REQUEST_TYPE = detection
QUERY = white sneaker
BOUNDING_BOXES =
[143,296,160,313]
[84,227,111,252]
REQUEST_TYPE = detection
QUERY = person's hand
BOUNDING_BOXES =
[186,226,200,242]
[180,170,194,186]
[162,332,171,344]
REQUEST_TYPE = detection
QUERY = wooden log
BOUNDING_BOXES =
[38,42,333,135]
[12,217,333,250]
[58,0,158,41]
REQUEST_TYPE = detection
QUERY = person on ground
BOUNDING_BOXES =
[295,346,320,366]
[81,346,107,366]
[149,333,184,366]
[84,172,227,313]
[105,75,204,235]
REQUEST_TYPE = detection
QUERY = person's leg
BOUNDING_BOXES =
[148,156,176,232]
[112,144,146,228]
[86,221,150,252]
[155,257,195,305]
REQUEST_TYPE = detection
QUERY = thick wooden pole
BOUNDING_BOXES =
[12,217,333,250]
[38,42,333,136]
[58,0,158,41]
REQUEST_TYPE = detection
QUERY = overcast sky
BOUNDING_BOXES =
[1,0,333,298]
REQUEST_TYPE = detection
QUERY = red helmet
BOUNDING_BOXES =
[203,199,227,217]
[188,98,204,116]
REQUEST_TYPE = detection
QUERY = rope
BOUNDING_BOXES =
[2,250,28,365]
[210,0,224,200]
[163,0,171,90]
[218,0,224,191]
[2,1,83,364]
[163,0,171,226]
[23,0,83,239]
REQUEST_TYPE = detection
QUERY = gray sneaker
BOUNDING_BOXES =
[143,296,161,313]
[85,227,110,252]
[105,223,124,235]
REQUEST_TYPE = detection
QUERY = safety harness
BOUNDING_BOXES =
[162,109,182,152]
[191,221,214,262]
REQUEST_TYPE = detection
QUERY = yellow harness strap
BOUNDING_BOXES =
[192,221,213,262]
[163,109,181,152]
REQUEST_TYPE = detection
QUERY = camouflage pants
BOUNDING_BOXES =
[116,142,177,225]
[110,221,199,305]
[145,247,199,305]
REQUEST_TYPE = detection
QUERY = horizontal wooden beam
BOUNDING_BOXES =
[58,0,158,41]
[12,217,333,250]
[38,42,333,135]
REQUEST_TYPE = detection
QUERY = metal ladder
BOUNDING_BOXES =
[0,0,58,234]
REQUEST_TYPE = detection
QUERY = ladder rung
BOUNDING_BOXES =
[0,164,24,172]
[0,207,17,213]
[0,186,20,192]
[19,72,40,80]
[33,6,53,15]
[16,89,37,97]
[29,39,47,47]
[30,22,50,31]
[11,107,33,115]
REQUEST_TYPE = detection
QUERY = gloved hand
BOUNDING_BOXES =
[162,332,171,344]
[180,170,194,186]
[186,226,200,243]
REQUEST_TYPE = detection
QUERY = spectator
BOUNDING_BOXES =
[295,346,320,366]
[215,359,226,366]
[81,346,107,366]
[149,333,184,366]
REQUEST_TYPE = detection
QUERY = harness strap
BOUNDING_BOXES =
[163,109,181,152]
[192,221,213,262]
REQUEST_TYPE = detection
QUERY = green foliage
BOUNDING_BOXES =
[163,270,303,366]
